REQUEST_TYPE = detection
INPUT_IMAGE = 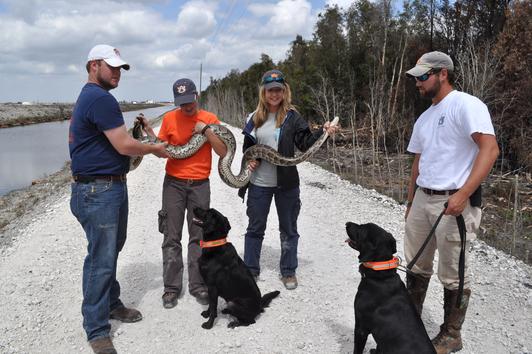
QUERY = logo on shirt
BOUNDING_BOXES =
[438,115,445,126]
[176,85,186,94]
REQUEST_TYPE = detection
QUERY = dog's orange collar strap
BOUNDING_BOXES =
[200,237,227,248]
[362,257,399,271]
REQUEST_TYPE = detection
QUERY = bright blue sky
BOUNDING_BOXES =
[0,0,355,103]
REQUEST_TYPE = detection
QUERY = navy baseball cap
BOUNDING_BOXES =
[173,78,197,106]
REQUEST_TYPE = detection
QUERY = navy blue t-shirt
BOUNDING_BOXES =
[69,83,129,175]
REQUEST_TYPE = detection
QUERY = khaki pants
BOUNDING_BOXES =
[405,189,481,290]
[160,175,210,295]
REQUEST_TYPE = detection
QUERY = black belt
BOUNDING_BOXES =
[73,175,127,183]
[166,174,209,186]
[421,187,458,196]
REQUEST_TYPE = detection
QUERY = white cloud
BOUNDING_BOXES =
[175,1,217,38]
[268,0,313,38]
[0,0,330,102]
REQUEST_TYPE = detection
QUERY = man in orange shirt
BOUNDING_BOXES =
[157,78,227,308]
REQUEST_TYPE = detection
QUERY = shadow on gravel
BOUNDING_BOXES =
[329,322,355,353]
[257,244,312,275]
[118,261,162,306]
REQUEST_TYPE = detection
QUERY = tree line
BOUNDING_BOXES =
[203,0,530,174]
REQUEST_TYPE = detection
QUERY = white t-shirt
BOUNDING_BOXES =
[251,112,279,187]
[407,90,495,190]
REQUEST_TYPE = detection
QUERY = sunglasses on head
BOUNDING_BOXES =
[415,69,441,82]
[262,76,284,85]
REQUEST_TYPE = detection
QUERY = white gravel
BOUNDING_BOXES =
[0,124,530,354]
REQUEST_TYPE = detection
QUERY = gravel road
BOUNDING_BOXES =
[0,124,530,354]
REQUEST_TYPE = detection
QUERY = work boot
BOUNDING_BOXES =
[162,292,178,309]
[89,337,117,354]
[281,275,298,290]
[109,306,143,323]
[432,288,471,354]
[406,273,430,316]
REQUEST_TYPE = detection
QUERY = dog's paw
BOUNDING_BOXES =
[227,320,240,329]
[202,321,214,329]
[201,310,209,318]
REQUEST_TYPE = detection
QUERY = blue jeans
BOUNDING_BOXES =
[70,180,128,341]
[244,184,301,277]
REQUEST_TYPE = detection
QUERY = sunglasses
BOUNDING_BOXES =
[415,69,441,82]
[262,75,284,85]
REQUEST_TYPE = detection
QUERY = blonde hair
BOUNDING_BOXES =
[253,82,296,128]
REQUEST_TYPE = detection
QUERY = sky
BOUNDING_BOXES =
[0,0,355,103]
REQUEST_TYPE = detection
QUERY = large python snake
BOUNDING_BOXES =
[130,116,339,189]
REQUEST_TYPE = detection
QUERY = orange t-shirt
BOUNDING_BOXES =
[158,109,220,179]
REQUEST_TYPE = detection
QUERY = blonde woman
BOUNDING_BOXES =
[239,69,338,290]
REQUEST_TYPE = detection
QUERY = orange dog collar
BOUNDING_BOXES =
[362,256,399,271]
[200,237,227,248]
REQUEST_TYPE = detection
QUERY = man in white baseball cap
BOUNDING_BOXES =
[71,44,169,354]
[87,44,130,70]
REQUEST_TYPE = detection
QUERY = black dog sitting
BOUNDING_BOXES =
[345,222,435,354]
[193,207,280,329]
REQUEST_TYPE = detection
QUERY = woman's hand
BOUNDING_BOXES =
[248,160,260,171]
[323,120,340,136]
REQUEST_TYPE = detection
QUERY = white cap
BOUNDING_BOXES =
[87,44,130,70]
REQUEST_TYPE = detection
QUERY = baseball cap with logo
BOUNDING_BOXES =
[261,69,285,90]
[87,44,130,70]
[173,78,198,106]
[406,51,453,77]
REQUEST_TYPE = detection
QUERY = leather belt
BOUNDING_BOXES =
[73,175,127,183]
[167,174,209,186]
[421,187,458,196]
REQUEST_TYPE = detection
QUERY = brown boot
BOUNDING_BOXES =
[432,288,471,354]
[109,306,143,323]
[89,337,117,354]
[406,273,430,316]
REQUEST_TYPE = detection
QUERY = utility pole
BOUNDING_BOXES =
[199,62,203,98]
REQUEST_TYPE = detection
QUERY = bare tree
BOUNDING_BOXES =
[456,37,500,105]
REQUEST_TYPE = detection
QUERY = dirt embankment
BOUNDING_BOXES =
[0,102,165,128]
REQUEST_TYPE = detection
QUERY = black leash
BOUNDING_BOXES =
[406,202,467,308]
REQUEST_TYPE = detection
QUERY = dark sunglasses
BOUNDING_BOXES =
[415,69,441,82]
[262,75,284,85]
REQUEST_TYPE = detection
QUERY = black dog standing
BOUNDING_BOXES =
[345,222,435,354]
[193,207,280,329]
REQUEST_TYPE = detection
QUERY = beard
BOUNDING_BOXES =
[419,80,440,100]
[97,74,118,91]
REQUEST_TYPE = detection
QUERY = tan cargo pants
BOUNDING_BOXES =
[405,189,481,290]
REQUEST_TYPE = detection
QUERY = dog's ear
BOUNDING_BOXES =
[211,208,231,235]
[222,215,231,234]
[387,231,397,254]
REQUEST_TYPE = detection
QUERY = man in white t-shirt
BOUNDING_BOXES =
[404,51,499,354]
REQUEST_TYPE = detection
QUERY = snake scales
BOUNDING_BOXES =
[130,116,339,189]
